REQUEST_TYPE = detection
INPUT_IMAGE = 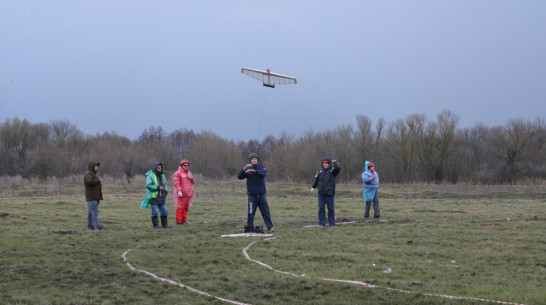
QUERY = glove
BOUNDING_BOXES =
[311,188,315,192]
[177,191,183,197]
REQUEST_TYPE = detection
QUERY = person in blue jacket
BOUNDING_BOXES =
[362,161,380,219]
[237,153,274,233]
[311,157,341,228]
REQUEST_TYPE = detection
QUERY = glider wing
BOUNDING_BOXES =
[241,67,297,88]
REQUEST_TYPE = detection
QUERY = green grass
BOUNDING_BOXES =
[1,181,545,305]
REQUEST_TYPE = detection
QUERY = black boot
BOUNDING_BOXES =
[161,216,172,229]
[151,216,161,229]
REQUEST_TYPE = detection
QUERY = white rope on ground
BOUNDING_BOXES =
[122,247,251,305]
[221,233,273,237]
[303,221,358,228]
[242,239,529,305]
[242,239,300,278]
[320,278,377,288]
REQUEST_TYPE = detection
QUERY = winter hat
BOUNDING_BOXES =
[180,160,190,165]
[321,157,331,164]
[249,153,259,160]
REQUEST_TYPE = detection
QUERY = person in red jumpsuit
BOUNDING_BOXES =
[172,159,196,225]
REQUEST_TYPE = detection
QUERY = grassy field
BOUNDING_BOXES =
[1,179,545,305]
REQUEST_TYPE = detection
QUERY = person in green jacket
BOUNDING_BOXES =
[145,162,171,229]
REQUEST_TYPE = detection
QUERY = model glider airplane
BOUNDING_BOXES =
[241,67,297,88]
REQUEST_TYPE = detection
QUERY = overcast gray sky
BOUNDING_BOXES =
[2,1,545,141]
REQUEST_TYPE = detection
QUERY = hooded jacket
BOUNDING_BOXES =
[362,160,379,201]
[311,158,341,196]
[84,161,103,201]
[145,162,168,205]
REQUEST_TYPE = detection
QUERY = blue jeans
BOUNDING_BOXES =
[87,200,100,229]
[151,203,168,217]
[318,194,335,226]
[247,194,273,229]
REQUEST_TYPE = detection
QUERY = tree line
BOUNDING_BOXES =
[1,110,544,184]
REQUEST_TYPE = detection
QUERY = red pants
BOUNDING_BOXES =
[176,207,188,224]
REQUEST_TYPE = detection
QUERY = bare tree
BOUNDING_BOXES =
[352,115,374,165]
[456,123,495,182]
[331,124,354,181]
[385,119,411,182]
[488,118,534,182]
[269,132,302,181]
[168,128,196,159]
[498,119,533,166]
[50,119,81,147]
[33,122,52,143]
[529,118,546,178]
[137,126,166,145]
[187,131,241,178]
[259,135,279,162]
[118,144,147,184]
[237,139,261,161]
[374,117,386,148]
[383,114,425,182]
[417,110,459,182]
[0,117,36,160]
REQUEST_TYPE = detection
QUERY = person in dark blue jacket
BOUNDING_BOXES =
[311,157,341,228]
[237,153,274,233]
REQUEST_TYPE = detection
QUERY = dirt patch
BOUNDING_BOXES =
[400,281,425,287]
[303,254,326,261]
[445,210,466,214]
[336,217,360,223]
[413,209,437,213]
[217,220,240,226]
[52,230,78,235]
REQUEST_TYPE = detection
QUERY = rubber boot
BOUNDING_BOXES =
[161,216,172,229]
[151,216,161,229]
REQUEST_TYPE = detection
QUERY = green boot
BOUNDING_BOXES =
[161,216,172,229]
[151,216,161,229]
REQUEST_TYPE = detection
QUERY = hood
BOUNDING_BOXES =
[364,160,371,173]
[87,161,99,173]
[151,162,163,175]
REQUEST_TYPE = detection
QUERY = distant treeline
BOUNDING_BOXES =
[1,110,544,184]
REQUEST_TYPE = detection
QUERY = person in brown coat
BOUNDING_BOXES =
[84,161,105,230]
